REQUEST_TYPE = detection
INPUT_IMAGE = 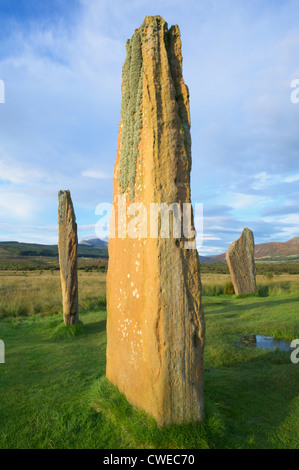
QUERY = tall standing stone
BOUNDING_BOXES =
[226,227,257,296]
[106,16,205,426]
[58,190,79,326]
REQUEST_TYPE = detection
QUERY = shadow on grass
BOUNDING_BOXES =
[205,297,299,316]
[203,349,299,448]
[50,319,106,340]
[90,348,298,449]
[50,321,85,340]
[89,376,223,449]
[84,319,106,335]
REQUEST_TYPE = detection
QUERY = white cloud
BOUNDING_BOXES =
[226,193,273,210]
[78,224,96,231]
[251,171,299,188]
[198,245,224,255]
[0,156,49,185]
[0,0,299,253]
[279,214,299,226]
[81,169,110,179]
[251,172,279,190]
[274,227,299,240]
[207,225,242,233]
[202,235,222,241]
[0,189,40,220]
[283,174,299,183]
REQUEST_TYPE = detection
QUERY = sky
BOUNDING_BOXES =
[0,0,299,255]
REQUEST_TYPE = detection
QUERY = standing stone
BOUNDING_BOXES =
[226,227,257,296]
[58,190,79,326]
[106,16,205,426]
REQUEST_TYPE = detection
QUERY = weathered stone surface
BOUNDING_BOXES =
[106,16,205,426]
[58,190,79,326]
[226,227,257,296]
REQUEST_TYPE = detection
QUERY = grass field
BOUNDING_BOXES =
[0,271,106,318]
[0,270,298,319]
[0,271,298,448]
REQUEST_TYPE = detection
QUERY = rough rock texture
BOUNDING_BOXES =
[106,16,205,426]
[58,190,79,326]
[226,227,257,296]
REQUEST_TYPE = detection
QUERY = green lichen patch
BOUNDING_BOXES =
[118,29,143,201]
[58,189,74,225]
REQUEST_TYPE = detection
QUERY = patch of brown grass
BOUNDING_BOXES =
[0,271,106,318]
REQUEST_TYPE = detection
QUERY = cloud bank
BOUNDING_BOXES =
[0,0,298,253]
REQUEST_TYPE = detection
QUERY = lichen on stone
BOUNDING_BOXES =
[58,189,74,226]
[118,29,143,201]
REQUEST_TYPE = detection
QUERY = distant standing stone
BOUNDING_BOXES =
[58,190,79,325]
[226,227,257,296]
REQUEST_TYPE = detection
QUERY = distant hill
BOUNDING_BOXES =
[198,255,214,262]
[0,240,108,260]
[2,237,298,264]
[79,238,108,247]
[79,239,213,262]
[0,239,214,263]
[210,237,299,262]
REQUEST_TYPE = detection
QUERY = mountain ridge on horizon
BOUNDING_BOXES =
[79,237,108,247]
[0,236,299,262]
[210,236,299,262]
[0,239,108,260]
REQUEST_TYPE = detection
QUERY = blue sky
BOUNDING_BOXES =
[0,0,299,255]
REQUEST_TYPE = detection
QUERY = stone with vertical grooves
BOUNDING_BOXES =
[106,16,205,426]
[58,190,79,326]
[226,227,257,296]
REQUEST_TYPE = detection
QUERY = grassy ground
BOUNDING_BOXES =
[0,271,107,318]
[202,273,299,297]
[1,270,298,318]
[0,282,298,448]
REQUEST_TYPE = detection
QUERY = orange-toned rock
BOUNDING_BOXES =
[106,16,205,426]
[58,190,79,326]
[226,227,257,296]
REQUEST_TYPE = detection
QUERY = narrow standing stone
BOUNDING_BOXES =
[58,190,79,326]
[226,227,257,296]
[106,16,205,426]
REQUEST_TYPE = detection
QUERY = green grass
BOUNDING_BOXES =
[0,294,298,449]
[0,271,107,319]
[202,279,299,297]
